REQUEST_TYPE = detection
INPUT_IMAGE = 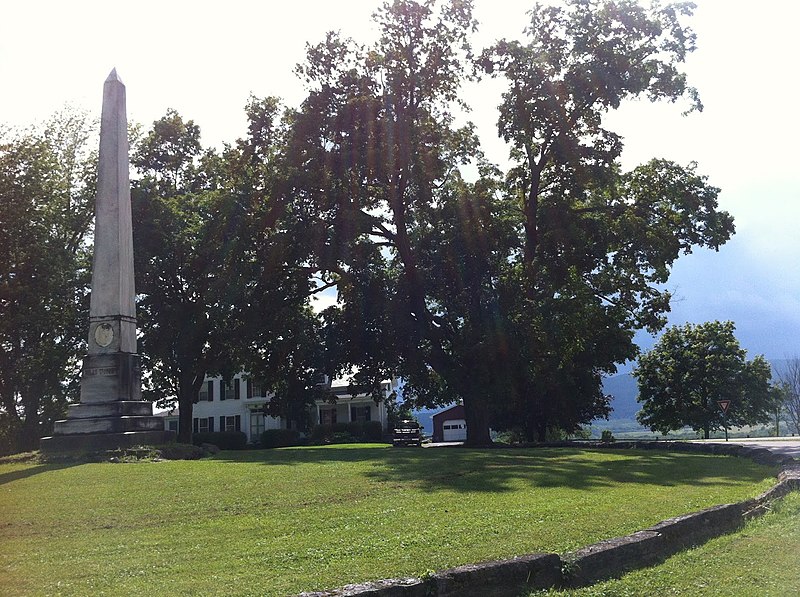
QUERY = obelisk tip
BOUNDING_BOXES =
[106,68,123,84]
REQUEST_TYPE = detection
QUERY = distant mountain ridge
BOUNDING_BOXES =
[603,373,640,419]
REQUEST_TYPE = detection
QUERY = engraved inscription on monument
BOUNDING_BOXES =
[85,367,118,377]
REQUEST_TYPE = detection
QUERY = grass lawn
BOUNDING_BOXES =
[0,445,779,596]
[534,491,800,597]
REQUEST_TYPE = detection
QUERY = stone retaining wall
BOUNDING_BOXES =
[298,442,800,597]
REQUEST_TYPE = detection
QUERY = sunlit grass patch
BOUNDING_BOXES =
[0,445,777,596]
[534,491,800,597]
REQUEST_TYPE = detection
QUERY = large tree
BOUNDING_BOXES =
[774,357,800,436]
[291,0,735,445]
[0,111,95,452]
[132,104,317,442]
[291,0,520,445]
[635,321,775,439]
[477,0,735,440]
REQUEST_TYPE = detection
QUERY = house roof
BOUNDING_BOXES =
[431,404,465,422]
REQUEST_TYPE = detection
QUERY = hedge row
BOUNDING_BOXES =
[309,420,383,444]
[191,423,385,451]
[192,431,248,450]
[260,429,302,448]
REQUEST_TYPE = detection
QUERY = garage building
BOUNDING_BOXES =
[431,404,467,443]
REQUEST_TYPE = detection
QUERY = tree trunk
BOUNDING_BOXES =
[176,371,206,444]
[463,393,493,447]
[18,392,41,452]
[535,419,548,443]
[703,424,710,439]
[177,394,194,444]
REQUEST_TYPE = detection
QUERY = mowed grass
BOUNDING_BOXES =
[534,491,800,597]
[0,445,778,596]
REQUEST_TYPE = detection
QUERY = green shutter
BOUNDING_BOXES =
[234,378,241,400]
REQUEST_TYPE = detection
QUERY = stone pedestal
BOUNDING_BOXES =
[40,430,175,453]
[41,353,174,452]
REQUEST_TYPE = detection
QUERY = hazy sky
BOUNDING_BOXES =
[2,0,799,361]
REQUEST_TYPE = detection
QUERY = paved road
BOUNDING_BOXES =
[696,438,800,458]
[421,438,800,458]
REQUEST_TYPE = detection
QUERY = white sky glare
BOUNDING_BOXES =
[2,0,799,360]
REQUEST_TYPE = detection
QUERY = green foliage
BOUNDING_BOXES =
[479,0,734,442]
[571,427,592,440]
[260,429,302,449]
[493,428,527,445]
[0,447,776,595]
[385,398,415,431]
[293,0,734,447]
[309,421,384,444]
[131,105,320,442]
[635,321,775,439]
[600,430,615,443]
[292,0,519,446]
[152,442,207,460]
[773,357,800,436]
[362,420,383,442]
[0,110,96,452]
[192,431,248,450]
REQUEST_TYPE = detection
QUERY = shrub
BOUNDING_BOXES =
[192,431,248,450]
[310,424,331,443]
[362,420,383,442]
[154,443,208,460]
[261,429,301,448]
[493,428,527,445]
[345,421,364,438]
[601,429,616,443]
[570,427,592,440]
[310,421,384,444]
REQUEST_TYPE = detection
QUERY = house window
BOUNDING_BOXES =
[193,417,214,433]
[220,415,241,432]
[247,379,263,398]
[221,379,235,401]
[250,413,265,438]
[320,407,337,425]
[168,420,178,432]
[198,380,213,402]
[350,405,371,423]
[219,379,241,400]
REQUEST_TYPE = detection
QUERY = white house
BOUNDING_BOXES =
[161,376,398,444]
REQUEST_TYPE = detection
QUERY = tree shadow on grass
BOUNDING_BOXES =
[211,446,774,494]
[0,463,77,486]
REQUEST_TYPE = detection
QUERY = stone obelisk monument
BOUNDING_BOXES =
[41,70,174,452]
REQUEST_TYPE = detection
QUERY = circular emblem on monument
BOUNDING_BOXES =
[94,323,115,347]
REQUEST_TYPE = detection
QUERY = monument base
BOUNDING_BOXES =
[40,429,176,453]
[43,369,174,453]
